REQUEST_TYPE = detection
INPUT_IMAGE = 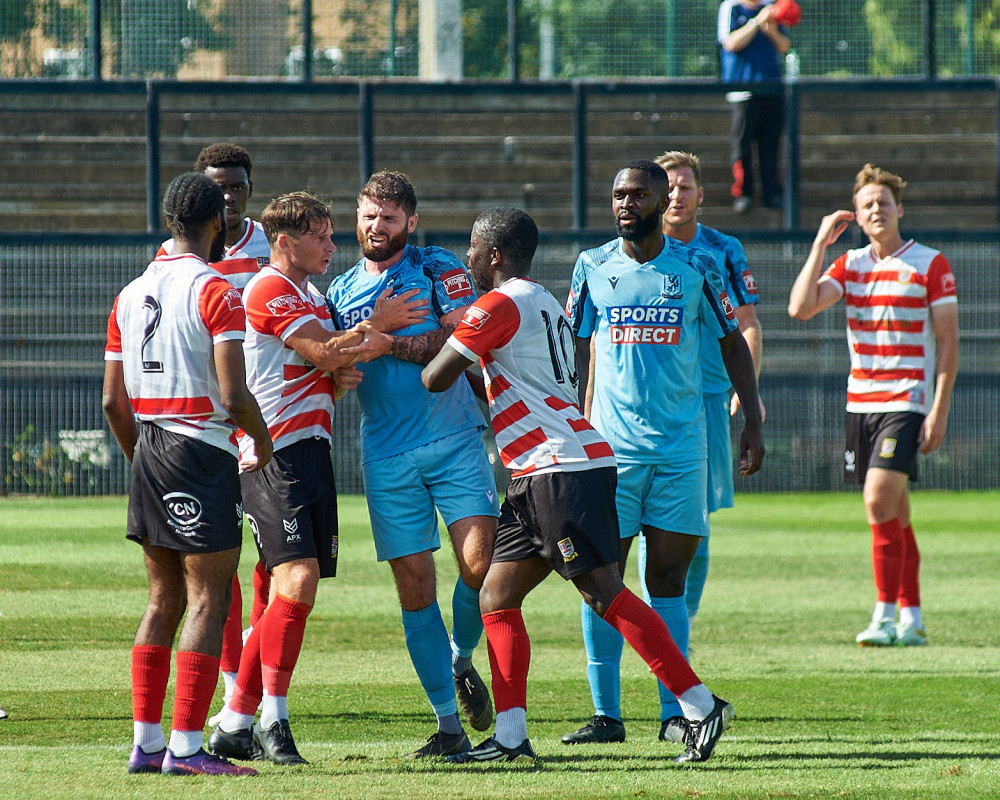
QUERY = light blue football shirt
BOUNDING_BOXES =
[566,236,738,465]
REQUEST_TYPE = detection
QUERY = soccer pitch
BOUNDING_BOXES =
[1,492,998,800]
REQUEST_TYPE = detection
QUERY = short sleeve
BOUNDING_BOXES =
[198,277,246,342]
[244,274,316,340]
[927,253,957,305]
[566,253,597,338]
[105,295,123,362]
[449,291,521,360]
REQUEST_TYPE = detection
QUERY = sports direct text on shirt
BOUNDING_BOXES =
[606,305,683,345]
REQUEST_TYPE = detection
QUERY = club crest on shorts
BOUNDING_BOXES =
[557,537,579,562]
[331,536,339,558]
[879,438,898,459]
[162,492,205,536]
[844,450,856,472]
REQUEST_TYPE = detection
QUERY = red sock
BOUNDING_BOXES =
[131,644,171,724]
[871,518,904,603]
[603,589,700,697]
[250,561,271,628]
[260,594,312,698]
[230,622,264,715]
[220,574,243,674]
[171,651,220,732]
[897,524,921,607]
[482,608,530,713]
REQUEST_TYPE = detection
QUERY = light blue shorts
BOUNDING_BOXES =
[615,459,709,539]
[362,427,500,562]
[705,391,735,514]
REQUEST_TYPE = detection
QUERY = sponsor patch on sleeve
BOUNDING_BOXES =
[462,306,491,330]
[440,268,474,300]
[223,288,243,311]
[266,294,308,315]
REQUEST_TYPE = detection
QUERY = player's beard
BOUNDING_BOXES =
[616,206,662,242]
[358,227,409,263]
[209,222,227,262]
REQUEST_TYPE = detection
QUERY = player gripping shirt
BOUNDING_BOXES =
[158,218,269,292]
[240,264,341,579]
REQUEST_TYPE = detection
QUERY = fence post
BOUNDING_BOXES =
[145,82,160,233]
[302,0,314,82]
[784,81,800,230]
[89,0,102,81]
[923,0,936,79]
[572,82,587,231]
[508,0,519,82]
[995,78,1000,227]
[359,81,374,187]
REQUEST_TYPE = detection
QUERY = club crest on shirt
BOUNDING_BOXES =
[440,268,474,300]
[661,274,682,299]
[844,450,856,472]
[879,438,897,459]
[267,294,307,315]
[558,537,579,562]
[462,306,491,329]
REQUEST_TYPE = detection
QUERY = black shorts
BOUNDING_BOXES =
[493,467,621,580]
[241,437,339,578]
[127,424,243,552]
[844,411,923,484]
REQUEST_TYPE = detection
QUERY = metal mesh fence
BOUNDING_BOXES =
[3,1,999,80]
[2,230,998,496]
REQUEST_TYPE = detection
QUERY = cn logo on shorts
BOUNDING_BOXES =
[163,492,205,536]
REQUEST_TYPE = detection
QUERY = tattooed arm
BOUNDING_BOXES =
[341,307,464,366]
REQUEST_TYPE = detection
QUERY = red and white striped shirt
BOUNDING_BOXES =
[158,218,269,291]
[240,266,337,458]
[105,254,246,455]
[821,239,957,414]
[448,277,616,478]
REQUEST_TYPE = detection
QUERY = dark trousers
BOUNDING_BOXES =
[730,93,785,202]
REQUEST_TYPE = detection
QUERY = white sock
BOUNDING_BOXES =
[899,606,923,629]
[494,708,528,749]
[167,729,202,758]
[133,721,165,752]
[218,706,254,733]
[221,671,237,700]
[678,684,714,721]
[873,602,896,623]
[259,691,288,730]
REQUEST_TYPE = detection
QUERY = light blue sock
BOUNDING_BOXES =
[402,602,458,721]
[685,536,710,620]
[581,600,624,721]
[450,578,483,676]
[649,595,689,720]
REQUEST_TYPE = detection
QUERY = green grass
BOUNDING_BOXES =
[1,492,999,799]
